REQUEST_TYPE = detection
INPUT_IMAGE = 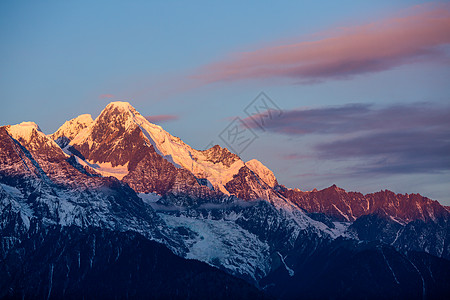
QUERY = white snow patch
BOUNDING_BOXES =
[159,213,271,280]
[74,156,129,180]
[330,221,352,238]
[269,195,352,239]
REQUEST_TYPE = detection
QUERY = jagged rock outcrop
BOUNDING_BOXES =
[280,184,449,223]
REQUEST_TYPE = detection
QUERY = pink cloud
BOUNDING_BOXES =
[99,94,115,99]
[191,4,450,84]
[144,114,179,124]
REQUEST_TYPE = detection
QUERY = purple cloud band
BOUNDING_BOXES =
[246,102,450,175]
[244,103,450,135]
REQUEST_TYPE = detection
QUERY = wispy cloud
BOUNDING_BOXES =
[315,127,450,174]
[244,103,449,135]
[99,94,115,99]
[247,102,450,175]
[144,114,179,124]
[191,3,450,85]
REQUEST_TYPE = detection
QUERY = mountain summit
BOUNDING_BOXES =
[50,114,93,148]
[64,101,276,198]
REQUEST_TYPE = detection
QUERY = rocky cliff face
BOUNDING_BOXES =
[280,184,449,223]
[195,144,240,167]
[278,184,450,259]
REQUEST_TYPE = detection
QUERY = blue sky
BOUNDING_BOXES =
[1,1,449,204]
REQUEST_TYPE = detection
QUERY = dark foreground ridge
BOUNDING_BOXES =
[0,226,269,300]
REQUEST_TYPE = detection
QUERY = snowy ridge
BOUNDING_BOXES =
[0,169,172,248]
[7,122,42,143]
[6,122,67,156]
[50,114,93,142]
[70,101,245,194]
[246,159,278,188]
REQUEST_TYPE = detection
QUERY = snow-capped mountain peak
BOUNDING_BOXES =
[105,101,137,112]
[3,122,69,180]
[68,102,246,194]
[245,159,278,188]
[50,114,93,147]
[6,122,64,158]
[7,122,42,143]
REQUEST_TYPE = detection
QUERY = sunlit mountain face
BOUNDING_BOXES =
[1,101,449,299]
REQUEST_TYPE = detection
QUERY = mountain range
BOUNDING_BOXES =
[1,101,449,299]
